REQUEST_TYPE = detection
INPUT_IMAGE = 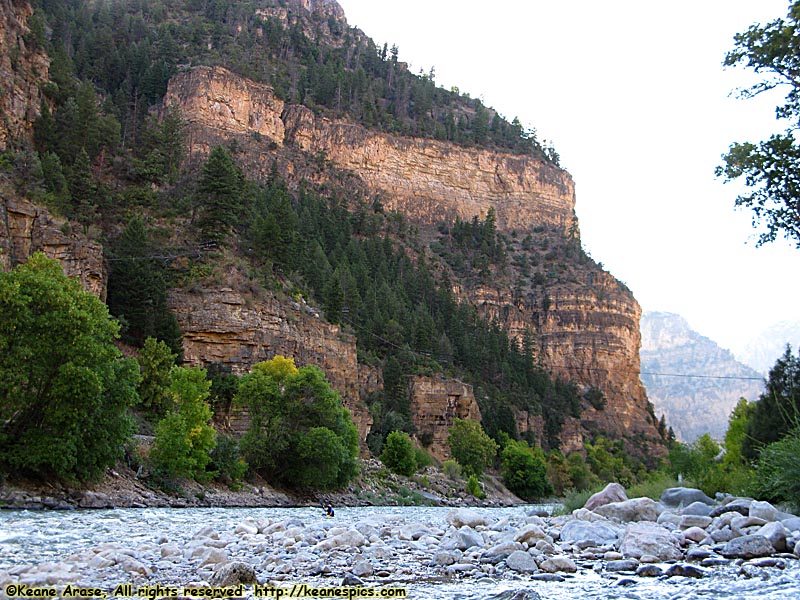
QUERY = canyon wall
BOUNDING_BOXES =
[0,0,48,150]
[165,67,576,234]
[163,65,663,456]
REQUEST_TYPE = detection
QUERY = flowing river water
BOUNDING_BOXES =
[1,506,798,600]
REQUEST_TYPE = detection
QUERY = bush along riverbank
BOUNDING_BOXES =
[1,485,798,597]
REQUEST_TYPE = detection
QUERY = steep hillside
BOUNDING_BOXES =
[640,312,763,442]
[0,0,666,464]
[735,321,800,374]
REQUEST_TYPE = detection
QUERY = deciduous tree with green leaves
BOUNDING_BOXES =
[380,430,417,476]
[717,1,800,247]
[447,418,498,477]
[0,253,139,481]
[237,357,359,489]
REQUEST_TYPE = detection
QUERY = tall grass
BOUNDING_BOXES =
[752,428,800,512]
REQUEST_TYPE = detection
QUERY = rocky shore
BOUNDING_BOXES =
[2,484,798,597]
[0,459,523,511]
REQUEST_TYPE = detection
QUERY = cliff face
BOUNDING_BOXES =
[0,195,106,298]
[165,67,576,234]
[168,285,373,442]
[163,65,663,456]
[408,375,481,461]
[0,0,48,150]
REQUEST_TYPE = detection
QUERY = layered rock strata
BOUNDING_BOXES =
[408,375,481,461]
[0,196,106,298]
[168,286,372,442]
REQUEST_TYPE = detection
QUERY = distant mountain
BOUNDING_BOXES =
[735,321,800,374]
[640,312,763,442]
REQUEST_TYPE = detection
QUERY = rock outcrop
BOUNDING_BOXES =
[408,375,481,461]
[0,195,106,298]
[0,0,48,150]
[168,285,372,442]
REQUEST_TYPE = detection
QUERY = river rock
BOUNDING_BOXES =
[781,516,800,533]
[584,483,627,511]
[636,564,663,577]
[664,564,705,578]
[606,559,639,572]
[433,549,462,566]
[456,526,484,550]
[483,542,524,563]
[661,487,713,507]
[732,515,767,530]
[505,550,539,573]
[351,559,373,577]
[679,515,712,529]
[210,562,258,586]
[197,548,229,567]
[710,501,750,518]
[686,547,712,561]
[317,529,366,550]
[594,498,660,522]
[619,523,683,560]
[750,501,779,522]
[514,524,551,544]
[79,492,113,509]
[657,511,681,527]
[559,519,620,548]
[721,535,775,558]
[448,509,487,528]
[681,501,712,516]
[683,526,708,543]
[757,522,789,552]
[539,556,577,573]
[341,574,365,587]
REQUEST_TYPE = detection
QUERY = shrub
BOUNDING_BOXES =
[447,419,498,477]
[0,253,138,482]
[751,428,800,512]
[442,460,462,480]
[466,474,485,499]
[501,440,553,500]
[149,367,217,482]
[380,431,417,476]
[209,434,247,488]
[237,358,359,490]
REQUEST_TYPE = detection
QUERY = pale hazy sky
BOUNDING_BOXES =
[336,0,799,355]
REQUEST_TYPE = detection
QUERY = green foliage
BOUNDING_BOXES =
[723,397,752,468]
[718,2,800,247]
[546,451,573,496]
[149,366,217,482]
[107,216,183,354]
[195,146,245,243]
[585,436,635,487]
[380,431,417,476]
[751,427,800,512]
[237,358,358,490]
[0,253,138,481]
[743,345,800,459]
[137,337,177,418]
[500,439,552,500]
[625,472,680,501]
[442,459,462,480]
[208,434,247,489]
[466,474,485,499]
[447,418,498,477]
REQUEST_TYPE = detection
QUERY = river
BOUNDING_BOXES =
[1,506,798,600]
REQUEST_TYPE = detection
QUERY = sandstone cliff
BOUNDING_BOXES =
[0,195,106,298]
[163,65,663,458]
[168,284,372,442]
[0,0,48,150]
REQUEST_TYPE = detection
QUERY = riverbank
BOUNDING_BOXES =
[0,458,524,511]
